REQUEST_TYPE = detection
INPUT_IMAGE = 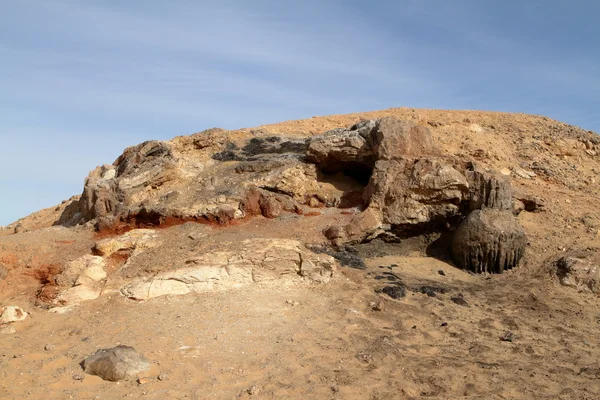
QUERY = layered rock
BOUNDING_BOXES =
[365,158,469,227]
[121,239,335,300]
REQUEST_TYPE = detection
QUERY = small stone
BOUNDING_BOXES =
[370,301,384,311]
[441,322,448,327]
[157,373,168,381]
[44,344,55,351]
[500,331,516,342]
[137,377,150,385]
[450,294,469,307]
[246,385,260,395]
[438,269,446,276]
[72,374,85,381]
[380,285,406,299]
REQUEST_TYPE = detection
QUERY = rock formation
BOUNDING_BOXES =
[51,116,531,278]
[451,209,527,273]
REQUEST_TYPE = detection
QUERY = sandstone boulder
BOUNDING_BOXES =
[82,345,150,382]
[452,209,527,273]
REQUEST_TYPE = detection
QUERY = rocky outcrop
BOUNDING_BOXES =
[82,345,150,382]
[55,116,529,275]
[121,239,335,300]
[451,209,527,273]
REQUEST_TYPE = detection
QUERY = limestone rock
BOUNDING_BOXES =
[556,250,600,293]
[452,209,527,273]
[52,255,108,308]
[121,239,335,300]
[82,345,150,382]
[0,306,28,324]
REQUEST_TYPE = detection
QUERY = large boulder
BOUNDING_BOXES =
[82,345,150,382]
[451,209,527,273]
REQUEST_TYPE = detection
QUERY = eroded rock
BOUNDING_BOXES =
[82,345,150,382]
[452,209,527,273]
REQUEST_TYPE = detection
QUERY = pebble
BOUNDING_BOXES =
[44,344,55,351]
[72,374,85,381]
[157,373,168,381]
[370,301,384,311]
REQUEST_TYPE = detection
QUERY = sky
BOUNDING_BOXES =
[1,0,599,226]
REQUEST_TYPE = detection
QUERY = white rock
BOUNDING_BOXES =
[121,239,335,301]
[0,306,28,324]
[55,285,102,306]
[512,168,536,179]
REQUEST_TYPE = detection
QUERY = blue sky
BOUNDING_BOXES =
[1,0,599,226]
